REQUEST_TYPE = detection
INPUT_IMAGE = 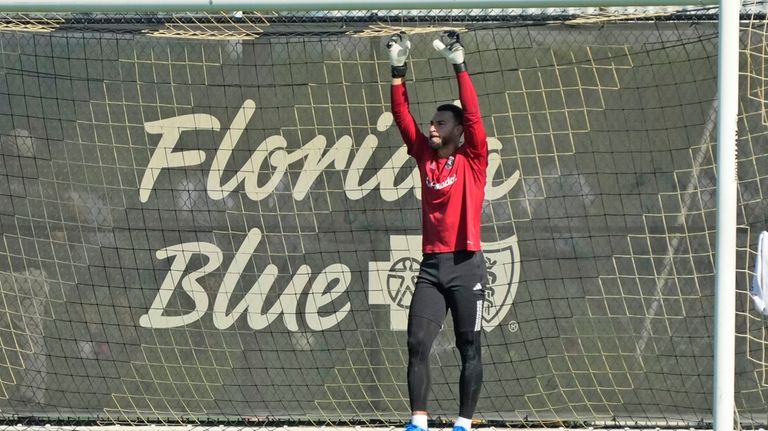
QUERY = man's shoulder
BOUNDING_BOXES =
[457,138,489,156]
[408,138,432,160]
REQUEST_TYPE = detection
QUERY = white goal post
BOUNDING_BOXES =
[713,3,741,431]
[0,0,742,430]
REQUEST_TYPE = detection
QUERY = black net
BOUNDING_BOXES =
[0,4,767,428]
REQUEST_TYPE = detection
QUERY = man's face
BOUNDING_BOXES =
[429,110,463,150]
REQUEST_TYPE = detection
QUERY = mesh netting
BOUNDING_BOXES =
[0,3,767,429]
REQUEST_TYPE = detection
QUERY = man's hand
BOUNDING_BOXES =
[387,32,411,78]
[433,31,467,72]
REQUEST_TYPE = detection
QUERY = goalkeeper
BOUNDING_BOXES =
[387,32,488,431]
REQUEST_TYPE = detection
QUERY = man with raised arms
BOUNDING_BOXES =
[387,31,488,431]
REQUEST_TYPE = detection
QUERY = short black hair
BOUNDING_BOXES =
[436,104,464,125]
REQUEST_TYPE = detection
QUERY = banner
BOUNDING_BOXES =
[0,23,766,424]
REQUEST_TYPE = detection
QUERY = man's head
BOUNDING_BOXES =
[429,104,464,152]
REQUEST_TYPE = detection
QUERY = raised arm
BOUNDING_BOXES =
[433,32,487,159]
[456,71,487,158]
[388,33,427,156]
[391,80,426,154]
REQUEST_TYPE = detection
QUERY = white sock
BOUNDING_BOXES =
[455,417,472,430]
[411,414,428,430]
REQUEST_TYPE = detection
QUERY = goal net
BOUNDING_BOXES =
[0,2,766,428]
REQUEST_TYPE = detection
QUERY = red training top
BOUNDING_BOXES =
[391,71,488,253]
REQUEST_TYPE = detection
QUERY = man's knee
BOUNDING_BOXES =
[408,317,441,360]
[455,330,481,361]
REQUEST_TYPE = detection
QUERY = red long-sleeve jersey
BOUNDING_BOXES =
[391,71,488,253]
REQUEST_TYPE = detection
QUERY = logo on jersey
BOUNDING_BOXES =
[425,156,457,190]
[425,175,457,190]
[368,235,521,331]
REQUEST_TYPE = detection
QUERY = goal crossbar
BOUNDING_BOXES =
[0,0,720,13]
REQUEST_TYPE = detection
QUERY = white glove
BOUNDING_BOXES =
[387,32,411,67]
[433,31,465,67]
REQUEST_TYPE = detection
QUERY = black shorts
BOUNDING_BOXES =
[408,250,487,333]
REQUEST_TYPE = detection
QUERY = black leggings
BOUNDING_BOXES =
[407,316,483,418]
[406,251,486,418]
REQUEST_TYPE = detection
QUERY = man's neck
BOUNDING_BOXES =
[436,144,456,159]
